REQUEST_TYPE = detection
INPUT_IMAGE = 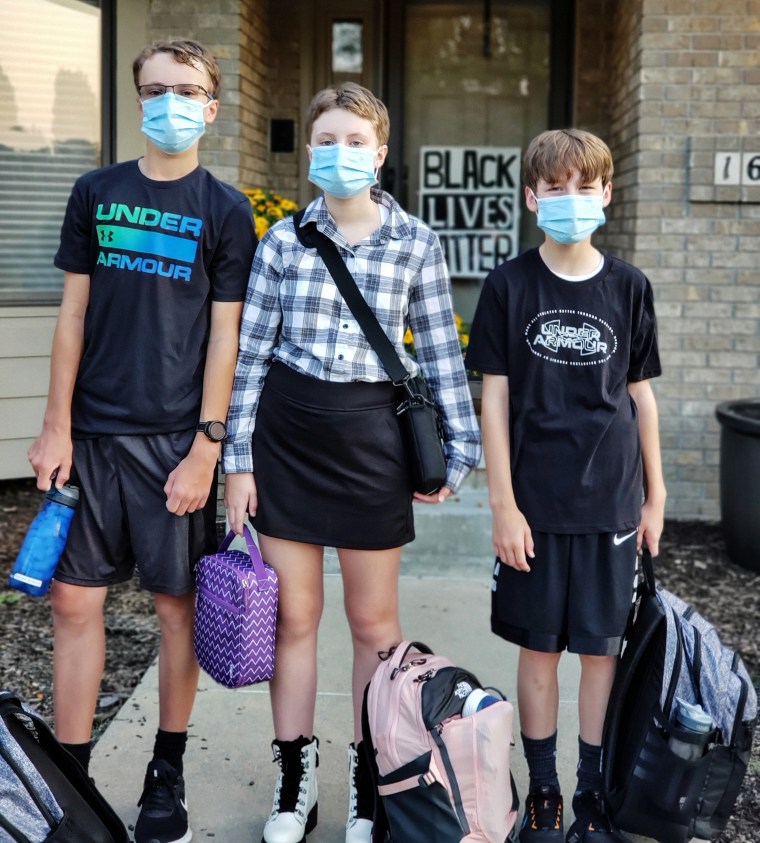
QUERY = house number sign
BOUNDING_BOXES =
[714,152,760,186]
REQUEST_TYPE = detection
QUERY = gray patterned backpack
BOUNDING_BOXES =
[602,552,757,843]
[0,691,129,842]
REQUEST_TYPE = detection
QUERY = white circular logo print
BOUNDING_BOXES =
[525,309,617,366]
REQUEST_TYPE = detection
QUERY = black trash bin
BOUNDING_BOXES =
[715,399,760,573]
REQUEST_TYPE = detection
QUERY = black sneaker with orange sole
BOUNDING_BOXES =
[519,786,564,841]
[565,790,631,843]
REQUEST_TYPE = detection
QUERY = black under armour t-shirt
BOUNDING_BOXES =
[54,160,256,436]
[466,248,661,534]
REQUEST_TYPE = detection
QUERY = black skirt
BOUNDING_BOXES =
[252,363,415,549]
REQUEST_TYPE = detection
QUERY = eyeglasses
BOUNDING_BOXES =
[137,84,214,102]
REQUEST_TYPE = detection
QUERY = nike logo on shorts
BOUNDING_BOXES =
[613,529,638,546]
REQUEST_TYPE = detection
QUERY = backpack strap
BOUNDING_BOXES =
[360,682,390,842]
[291,209,411,386]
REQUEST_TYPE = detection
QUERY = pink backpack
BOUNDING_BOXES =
[362,641,519,842]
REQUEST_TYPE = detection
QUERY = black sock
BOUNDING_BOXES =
[575,736,603,795]
[61,741,92,773]
[522,731,560,792]
[152,729,188,773]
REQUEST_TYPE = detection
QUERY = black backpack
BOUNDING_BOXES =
[602,552,757,843]
[0,691,129,842]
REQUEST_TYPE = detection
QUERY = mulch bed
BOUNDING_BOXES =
[0,478,758,839]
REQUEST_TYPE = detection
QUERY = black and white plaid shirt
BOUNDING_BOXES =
[223,189,481,490]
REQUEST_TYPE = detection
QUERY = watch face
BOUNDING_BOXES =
[206,421,227,441]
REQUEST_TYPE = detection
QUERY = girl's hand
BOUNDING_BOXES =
[413,486,453,505]
[224,472,258,535]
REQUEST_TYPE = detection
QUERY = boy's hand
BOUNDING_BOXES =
[224,472,258,535]
[164,437,219,515]
[28,427,73,490]
[492,505,535,572]
[638,498,665,556]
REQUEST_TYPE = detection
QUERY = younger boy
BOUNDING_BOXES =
[466,129,665,842]
[28,39,256,843]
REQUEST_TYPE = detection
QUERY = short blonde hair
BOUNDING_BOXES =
[305,82,390,146]
[522,129,613,190]
[133,39,222,97]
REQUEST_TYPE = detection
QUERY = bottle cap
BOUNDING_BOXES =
[46,484,80,508]
[675,698,713,733]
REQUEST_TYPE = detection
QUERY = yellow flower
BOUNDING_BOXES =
[255,216,270,240]
[404,328,414,346]
[244,187,298,236]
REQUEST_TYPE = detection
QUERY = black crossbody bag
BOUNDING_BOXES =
[292,210,447,494]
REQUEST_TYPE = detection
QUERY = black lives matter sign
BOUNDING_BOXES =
[419,146,521,278]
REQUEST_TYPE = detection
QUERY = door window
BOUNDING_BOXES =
[399,1,554,316]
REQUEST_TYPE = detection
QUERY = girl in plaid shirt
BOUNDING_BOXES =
[223,83,480,843]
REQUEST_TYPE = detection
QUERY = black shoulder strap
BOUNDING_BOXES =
[292,209,410,385]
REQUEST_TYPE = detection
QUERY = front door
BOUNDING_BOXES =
[306,1,574,322]
[386,0,573,321]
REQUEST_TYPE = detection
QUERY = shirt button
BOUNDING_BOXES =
[338,354,344,360]
[342,323,349,329]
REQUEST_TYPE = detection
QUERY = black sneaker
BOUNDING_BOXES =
[134,759,192,843]
[519,786,564,841]
[565,790,630,842]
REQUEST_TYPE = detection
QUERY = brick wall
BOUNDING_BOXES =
[576,0,760,521]
[145,0,270,189]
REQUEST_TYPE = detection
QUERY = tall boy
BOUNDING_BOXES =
[466,129,665,842]
[28,39,256,843]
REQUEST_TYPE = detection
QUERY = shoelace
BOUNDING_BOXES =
[529,790,562,831]
[137,767,175,810]
[574,791,611,833]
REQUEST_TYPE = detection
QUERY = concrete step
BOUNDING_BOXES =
[322,485,495,577]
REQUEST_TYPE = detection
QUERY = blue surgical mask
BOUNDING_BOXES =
[531,190,607,244]
[141,93,211,155]
[308,144,379,198]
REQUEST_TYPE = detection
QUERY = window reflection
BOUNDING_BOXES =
[0,0,101,299]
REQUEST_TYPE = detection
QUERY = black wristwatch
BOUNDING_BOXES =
[196,420,227,442]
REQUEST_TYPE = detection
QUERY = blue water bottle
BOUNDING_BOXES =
[9,484,79,596]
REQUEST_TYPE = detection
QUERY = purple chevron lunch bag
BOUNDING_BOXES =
[194,526,278,688]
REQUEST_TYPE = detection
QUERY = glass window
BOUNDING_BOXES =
[402,1,552,317]
[332,21,364,74]
[0,0,102,302]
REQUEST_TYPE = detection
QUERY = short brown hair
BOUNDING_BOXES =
[522,129,613,190]
[132,39,222,97]
[305,82,390,146]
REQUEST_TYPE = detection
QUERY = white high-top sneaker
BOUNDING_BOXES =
[262,737,319,843]
[345,742,373,843]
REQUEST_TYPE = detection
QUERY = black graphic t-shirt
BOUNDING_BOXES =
[466,248,661,534]
[55,160,256,436]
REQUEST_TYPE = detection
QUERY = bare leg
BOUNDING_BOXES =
[577,654,617,745]
[153,592,200,731]
[517,647,563,739]
[338,546,403,744]
[50,580,108,743]
[259,535,324,740]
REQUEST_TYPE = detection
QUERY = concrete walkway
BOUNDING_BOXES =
[91,573,584,841]
[90,486,684,842]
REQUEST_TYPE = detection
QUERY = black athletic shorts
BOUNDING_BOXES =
[56,432,218,595]
[490,531,639,656]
